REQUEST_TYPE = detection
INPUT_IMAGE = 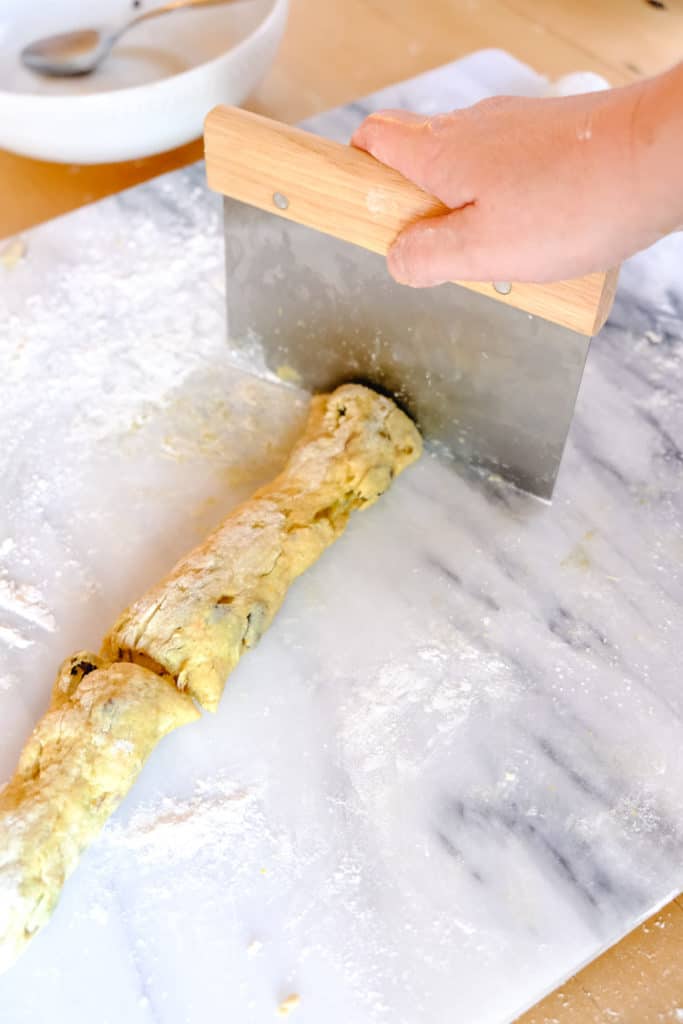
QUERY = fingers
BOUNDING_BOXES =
[387,207,481,287]
[351,109,439,194]
[388,206,574,286]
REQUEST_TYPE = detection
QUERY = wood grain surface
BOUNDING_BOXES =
[518,896,683,1024]
[2,2,682,1020]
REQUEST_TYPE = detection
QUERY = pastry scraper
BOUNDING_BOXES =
[204,106,618,499]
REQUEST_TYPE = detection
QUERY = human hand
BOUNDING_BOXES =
[351,75,680,286]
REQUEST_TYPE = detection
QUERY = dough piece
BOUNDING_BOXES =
[0,652,199,972]
[103,384,421,711]
[0,384,420,972]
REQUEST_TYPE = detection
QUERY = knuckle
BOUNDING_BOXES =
[427,112,453,134]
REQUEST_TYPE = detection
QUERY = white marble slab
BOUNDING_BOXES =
[0,50,682,1024]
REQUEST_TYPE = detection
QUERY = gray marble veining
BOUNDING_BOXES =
[0,50,681,1024]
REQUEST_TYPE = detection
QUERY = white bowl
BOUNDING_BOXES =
[0,0,288,163]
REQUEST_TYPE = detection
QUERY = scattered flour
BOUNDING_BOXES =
[365,188,388,215]
[0,539,15,559]
[105,776,263,865]
[114,740,135,755]
[0,577,55,633]
[338,640,521,780]
[0,625,33,651]
[88,904,109,926]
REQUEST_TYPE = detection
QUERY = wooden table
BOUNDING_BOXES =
[2,2,682,1020]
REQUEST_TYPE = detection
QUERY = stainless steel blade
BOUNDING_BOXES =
[223,197,590,499]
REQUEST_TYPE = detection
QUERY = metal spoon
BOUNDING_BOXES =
[21,0,241,78]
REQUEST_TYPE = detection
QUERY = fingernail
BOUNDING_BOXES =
[387,236,411,284]
[388,238,444,288]
[388,238,429,286]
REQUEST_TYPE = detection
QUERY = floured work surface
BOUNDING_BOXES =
[1,53,682,1024]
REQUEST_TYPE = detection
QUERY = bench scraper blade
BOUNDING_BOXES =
[205,106,617,500]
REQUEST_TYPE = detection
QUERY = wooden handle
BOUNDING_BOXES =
[204,106,617,336]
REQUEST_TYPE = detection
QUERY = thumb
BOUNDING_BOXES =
[388,206,488,287]
[351,109,437,194]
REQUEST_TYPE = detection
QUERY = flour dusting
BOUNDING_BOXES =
[339,639,521,780]
[0,626,32,651]
[0,540,15,560]
[105,776,264,865]
[0,577,55,633]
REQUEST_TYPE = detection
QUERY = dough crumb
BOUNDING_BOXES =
[276,993,300,1016]
[1,238,26,269]
[247,939,262,956]
[275,364,302,386]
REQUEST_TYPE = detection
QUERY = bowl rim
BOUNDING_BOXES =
[0,0,287,109]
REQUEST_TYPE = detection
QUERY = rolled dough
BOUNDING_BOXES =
[0,384,421,972]
[103,384,421,711]
[0,654,199,973]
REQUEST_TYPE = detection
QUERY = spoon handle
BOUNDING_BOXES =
[115,0,242,43]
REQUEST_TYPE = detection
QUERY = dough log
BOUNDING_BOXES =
[0,384,421,972]
[103,384,421,711]
[0,653,199,972]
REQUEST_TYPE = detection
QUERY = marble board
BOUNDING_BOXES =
[0,50,682,1024]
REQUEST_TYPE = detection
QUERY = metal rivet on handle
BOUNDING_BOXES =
[493,281,512,295]
[272,192,289,210]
